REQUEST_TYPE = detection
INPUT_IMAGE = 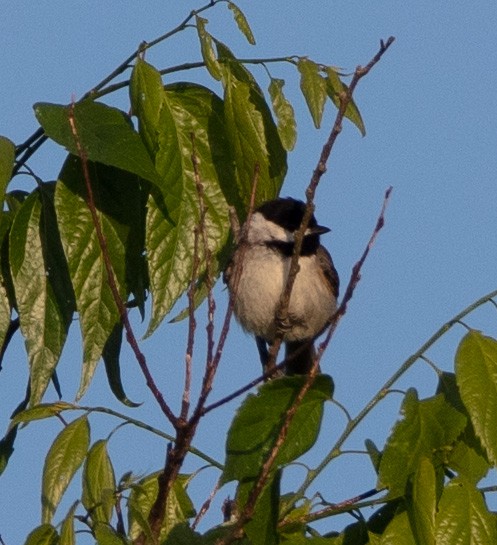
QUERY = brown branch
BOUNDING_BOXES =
[191,164,261,422]
[218,37,395,545]
[67,103,177,427]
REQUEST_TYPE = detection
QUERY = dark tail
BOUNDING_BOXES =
[284,340,318,375]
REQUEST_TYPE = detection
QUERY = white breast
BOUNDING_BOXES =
[233,245,336,342]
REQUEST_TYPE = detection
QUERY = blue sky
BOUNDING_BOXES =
[2,1,497,542]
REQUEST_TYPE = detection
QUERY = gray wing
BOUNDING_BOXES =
[317,245,339,298]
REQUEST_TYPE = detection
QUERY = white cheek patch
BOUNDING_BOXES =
[247,212,294,244]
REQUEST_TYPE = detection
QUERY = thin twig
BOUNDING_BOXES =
[67,103,177,427]
[219,38,395,544]
[12,1,224,176]
[192,478,221,529]
[191,164,260,422]
[290,286,497,507]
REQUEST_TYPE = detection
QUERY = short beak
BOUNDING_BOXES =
[312,224,331,235]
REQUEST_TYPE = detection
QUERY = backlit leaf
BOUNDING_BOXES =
[10,402,75,427]
[23,524,59,545]
[34,101,160,185]
[378,389,466,497]
[196,16,222,81]
[55,157,144,399]
[42,416,90,523]
[82,439,116,524]
[131,62,231,334]
[128,473,195,543]
[228,2,256,44]
[0,136,15,210]
[221,57,286,216]
[456,330,497,466]
[297,58,327,129]
[268,78,297,151]
[325,67,366,136]
[407,457,436,545]
[10,184,75,405]
[380,511,416,545]
[435,478,497,544]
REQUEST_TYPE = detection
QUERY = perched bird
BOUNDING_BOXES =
[224,197,339,375]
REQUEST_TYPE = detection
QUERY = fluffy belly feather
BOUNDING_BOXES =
[233,246,335,342]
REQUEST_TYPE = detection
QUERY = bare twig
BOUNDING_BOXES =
[67,103,177,427]
[219,38,395,544]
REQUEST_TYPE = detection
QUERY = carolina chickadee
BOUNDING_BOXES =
[224,197,339,375]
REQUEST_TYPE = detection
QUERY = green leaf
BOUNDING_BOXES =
[378,389,467,497]
[222,375,333,484]
[435,478,497,544]
[10,402,75,427]
[268,78,297,151]
[94,523,130,545]
[10,184,75,405]
[365,438,382,474]
[59,503,78,545]
[196,16,222,81]
[456,330,497,467]
[162,523,204,545]
[0,136,15,210]
[55,157,144,399]
[380,510,416,545]
[239,471,280,545]
[82,439,116,524]
[436,371,490,482]
[228,2,256,44]
[23,524,59,545]
[325,67,366,136]
[131,64,231,333]
[406,457,436,545]
[102,324,140,407]
[297,58,328,129]
[34,101,161,185]
[221,59,287,217]
[42,416,90,523]
[128,473,195,543]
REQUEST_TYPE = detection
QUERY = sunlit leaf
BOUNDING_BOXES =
[380,510,416,545]
[222,375,333,484]
[196,16,222,81]
[297,58,327,129]
[131,61,231,334]
[23,524,59,545]
[94,523,129,545]
[10,184,75,405]
[10,402,75,427]
[435,477,497,544]
[456,330,497,467]
[128,472,195,543]
[268,78,297,151]
[55,157,145,399]
[59,503,78,545]
[406,457,436,545]
[0,136,15,210]
[378,389,466,497]
[221,56,286,216]
[325,67,366,136]
[34,101,160,185]
[228,2,256,44]
[436,371,490,482]
[82,439,116,524]
[42,416,90,523]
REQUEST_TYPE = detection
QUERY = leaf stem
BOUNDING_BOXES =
[293,287,497,505]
